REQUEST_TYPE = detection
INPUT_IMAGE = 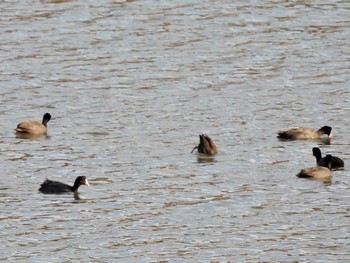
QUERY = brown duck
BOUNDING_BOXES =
[277,126,332,140]
[15,113,51,135]
[296,154,332,180]
[191,134,218,155]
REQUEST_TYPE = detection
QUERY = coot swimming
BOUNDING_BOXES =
[39,176,89,194]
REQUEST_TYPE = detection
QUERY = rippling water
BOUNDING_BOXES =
[1,0,349,262]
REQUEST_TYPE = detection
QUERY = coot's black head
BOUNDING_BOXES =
[319,126,332,136]
[73,176,89,191]
[42,113,52,127]
[312,147,322,157]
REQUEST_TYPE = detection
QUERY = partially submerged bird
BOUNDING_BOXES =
[296,154,332,180]
[312,147,344,169]
[277,126,332,140]
[39,176,89,194]
[191,134,218,155]
[16,113,51,135]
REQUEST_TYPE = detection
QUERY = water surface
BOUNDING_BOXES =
[0,0,349,262]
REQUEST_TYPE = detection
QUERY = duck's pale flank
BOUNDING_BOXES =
[15,113,51,135]
[296,154,333,180]
[277,126,332,140]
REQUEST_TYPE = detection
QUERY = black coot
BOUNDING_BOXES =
[39,176,89,194]
[312,147,344,169]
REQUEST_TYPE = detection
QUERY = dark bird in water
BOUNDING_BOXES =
[39,176,89,194]
[277,126,332,140]
[16,113,51,135]
[312,147,344,169]
[191,134,218,155]
[296,154,332,180]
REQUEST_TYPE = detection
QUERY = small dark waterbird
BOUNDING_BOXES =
[312,147,344,169]
[39,176,89,194]
[191,134,218,155]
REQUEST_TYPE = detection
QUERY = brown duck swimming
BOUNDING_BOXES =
[16,113,51,135]
[277,126,332,140]
[296,154,332,180]
[191,134,218,155]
